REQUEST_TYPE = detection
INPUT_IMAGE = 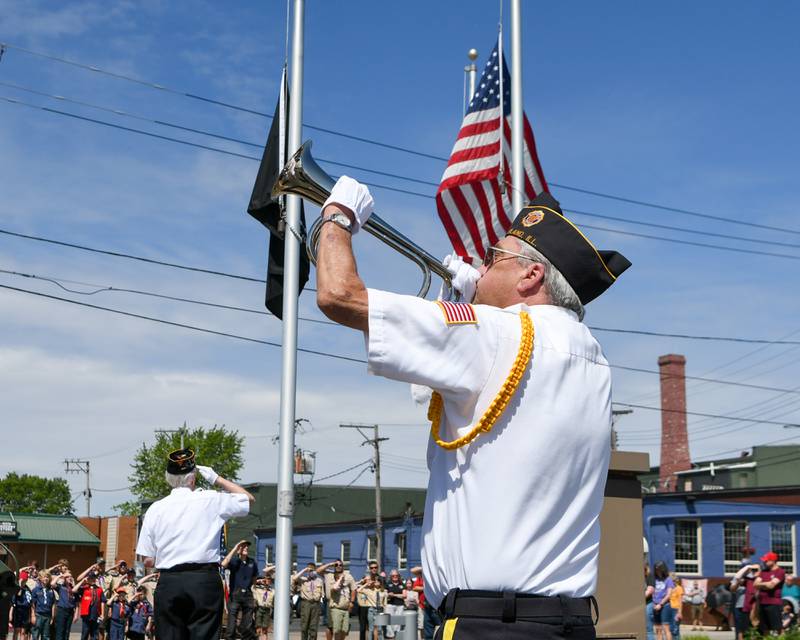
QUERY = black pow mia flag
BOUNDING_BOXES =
[247,68,310,319]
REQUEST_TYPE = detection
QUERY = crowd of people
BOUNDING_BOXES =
[8,558,155,640]
[644,549,800,639]
[222,539,440,640]
[7,549,440,640]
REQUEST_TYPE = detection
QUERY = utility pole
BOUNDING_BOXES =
[341,423,389,569]
[611,408,633,450]
[64,459,91,516]
[155,423,187,449]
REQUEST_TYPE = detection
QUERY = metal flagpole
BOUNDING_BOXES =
[464,48,478,115]
[510,0,524,214]
[273,1,305,638]
[497,15,505,194]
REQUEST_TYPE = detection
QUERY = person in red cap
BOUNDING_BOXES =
[754,551,785,635]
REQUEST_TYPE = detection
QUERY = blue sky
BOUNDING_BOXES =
[1,1,799,515]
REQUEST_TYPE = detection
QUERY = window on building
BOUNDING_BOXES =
[396,533,408,570]
[291,544,298,570]
[367,535,378,563]
[265,545,274,565]
[314,542,324,565]
[341,540,351,568]
[723,521,749,575]
[674,520,701,574]
[770,522,796,574]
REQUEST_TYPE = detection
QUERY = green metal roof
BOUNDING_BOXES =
[226,483,426,541]
[0,512,100,545]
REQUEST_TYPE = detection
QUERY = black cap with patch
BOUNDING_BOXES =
[166,448,196,475]
[506,192,631,304]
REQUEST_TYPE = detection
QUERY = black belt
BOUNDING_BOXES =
[158,562,219,573]
[438,589,598,624]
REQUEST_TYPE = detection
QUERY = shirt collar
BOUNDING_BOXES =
[170,487,192,495]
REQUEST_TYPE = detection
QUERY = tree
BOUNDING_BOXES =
[0,473,74,515]
[115,424,245,515]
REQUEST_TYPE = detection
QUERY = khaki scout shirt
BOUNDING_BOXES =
[325,571,357,610]
[293,575,323,602]
[251,585,274,609]
[357,582,385,608]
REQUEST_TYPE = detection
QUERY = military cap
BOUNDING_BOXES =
[506,192,631,304]
[166,447,196,474]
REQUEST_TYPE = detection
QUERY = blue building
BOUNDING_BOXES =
[643,485,800,577]
[226,483,427,579]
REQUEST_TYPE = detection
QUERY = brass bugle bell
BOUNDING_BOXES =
[272,140,453,298]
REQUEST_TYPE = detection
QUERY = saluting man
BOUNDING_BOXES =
[135,448,254,640]
[314,178,630,640]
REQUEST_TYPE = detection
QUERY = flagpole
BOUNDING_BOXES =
[273,0,304,639]
[510,0,524,214]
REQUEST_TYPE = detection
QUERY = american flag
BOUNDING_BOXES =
[436,43,548,262]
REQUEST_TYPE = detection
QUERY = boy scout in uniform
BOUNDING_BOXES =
[314,179,630,640]
[292,563,324,640]
[325,560,358,640]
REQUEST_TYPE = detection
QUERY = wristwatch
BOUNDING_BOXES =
[322,212,353,233]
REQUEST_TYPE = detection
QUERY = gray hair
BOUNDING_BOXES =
[513,240,585,321]
[165,470,196,489]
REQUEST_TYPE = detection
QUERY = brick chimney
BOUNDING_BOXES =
[658,354,691,491]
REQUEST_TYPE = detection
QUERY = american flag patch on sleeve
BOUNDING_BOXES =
[436,300,478,325]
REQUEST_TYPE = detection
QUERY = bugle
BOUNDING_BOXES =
[272,140,453,298]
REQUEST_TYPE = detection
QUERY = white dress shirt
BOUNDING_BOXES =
[367,290,612,607]
[136,487,249,569]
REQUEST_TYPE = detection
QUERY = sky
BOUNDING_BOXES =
[1,1,799,516]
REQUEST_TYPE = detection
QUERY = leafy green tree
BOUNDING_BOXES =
[0,473,74,515]
[115,424,244,515]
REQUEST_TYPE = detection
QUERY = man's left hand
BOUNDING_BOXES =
[321,176,374,234]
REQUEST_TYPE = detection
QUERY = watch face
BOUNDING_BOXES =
[331,213,352,229]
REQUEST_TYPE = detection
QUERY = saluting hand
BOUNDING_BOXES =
[196,465,219,485]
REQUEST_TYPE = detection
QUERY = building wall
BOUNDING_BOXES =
[79,516,139,566]
[255,516,423,579]
[0,542,99,574]
[644,495,800,577]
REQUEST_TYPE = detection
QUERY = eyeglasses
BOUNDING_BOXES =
[482,245,538,269]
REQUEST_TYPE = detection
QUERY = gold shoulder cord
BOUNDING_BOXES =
[428,311,534,450]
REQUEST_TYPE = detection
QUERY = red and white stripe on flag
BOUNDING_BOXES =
[435,47,548,264]
[436,300,478,326]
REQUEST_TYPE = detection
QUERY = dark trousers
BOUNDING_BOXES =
[760,604,782,635]
[434,591,596,640]
[358,604,370,640]
[33,614,51,640]
[226,589,256,640]
[109,620,125,640]
[299,600,321,640]
[424,603,442,640]
[81,617,100,640]
[154,567,223,640]
[54,608,73,640]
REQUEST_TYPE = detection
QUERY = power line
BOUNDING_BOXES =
[592,328,800,346]
[0,283,367,364]
[613,401,800,427]
[5,41,800,237]
[8,95,800,259]
[608,365,800,394]
[0,268,337,326]
[9,265,800,345]
[4,269,800,397]
[313,460,372,484]
[0,225,267,284]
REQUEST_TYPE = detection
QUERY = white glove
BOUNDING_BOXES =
[196,465,218,485]
[321,175,374,234]
[438,252,481,303]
